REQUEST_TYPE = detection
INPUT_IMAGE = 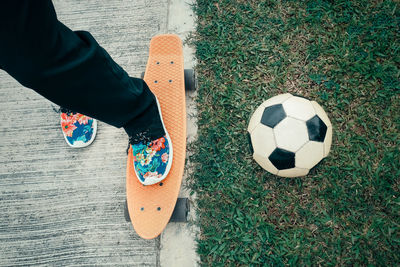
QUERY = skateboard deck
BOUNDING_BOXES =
[126,34,186,239]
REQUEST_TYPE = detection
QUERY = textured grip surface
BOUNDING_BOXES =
[126,34,186,239]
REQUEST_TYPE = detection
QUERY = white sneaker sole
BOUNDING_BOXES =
[62,119,98,148]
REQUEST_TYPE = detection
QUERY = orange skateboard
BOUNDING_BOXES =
[125,34,194,239]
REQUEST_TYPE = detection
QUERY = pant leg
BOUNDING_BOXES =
[0,0,165,141]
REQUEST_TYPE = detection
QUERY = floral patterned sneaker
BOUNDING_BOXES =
[60,109,97,148]
[130,96,173,185]
[131,133,173,185]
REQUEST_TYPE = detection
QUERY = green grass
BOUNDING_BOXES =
[189,0,399,265]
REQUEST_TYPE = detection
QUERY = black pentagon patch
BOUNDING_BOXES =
[269,148,295,170]
[261,104,286,128]
[306,115,327,142]
[247,132,254,154]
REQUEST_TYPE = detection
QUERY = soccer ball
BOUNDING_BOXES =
[248,93,332,177]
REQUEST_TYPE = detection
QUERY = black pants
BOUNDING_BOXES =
[0,0,164,141]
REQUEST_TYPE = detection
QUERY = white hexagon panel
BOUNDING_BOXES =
[296,141,324,169]
[324,126,333,157]
[282,96,316,121]
[248,102,267,133]
[250,124,278,175]
[262,93,292,108]
[273,117,308,152]
[250,124,276,156]
[278,167,309,178]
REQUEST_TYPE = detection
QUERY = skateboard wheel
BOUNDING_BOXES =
[169,198,190,222]
[124,199,131,222]
[184,69,197,91]
[140,71,145,79]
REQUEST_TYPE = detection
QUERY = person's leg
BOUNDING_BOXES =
[0,0,164,141]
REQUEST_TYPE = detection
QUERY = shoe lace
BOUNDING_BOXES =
[126,131,153,155]
[59,107,76,114]
[129,131,152,145]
